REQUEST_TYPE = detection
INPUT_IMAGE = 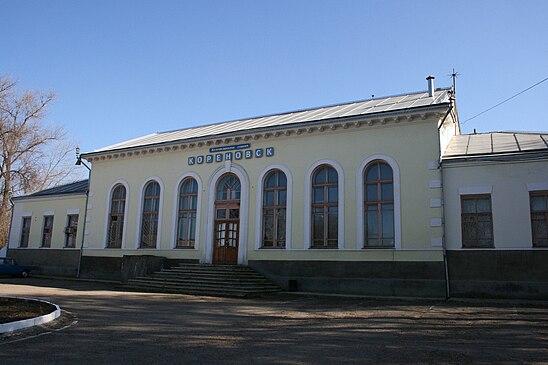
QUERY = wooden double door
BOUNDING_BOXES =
[213,173,241,265]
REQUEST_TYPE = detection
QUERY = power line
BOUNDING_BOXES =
[461,76,548,125]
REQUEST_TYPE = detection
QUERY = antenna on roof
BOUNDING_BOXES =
[449,68,460,94]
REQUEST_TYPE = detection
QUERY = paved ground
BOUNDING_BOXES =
[0,278,547,364]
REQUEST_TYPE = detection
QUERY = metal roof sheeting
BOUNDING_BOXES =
[18,180,89,199]
[444,132,548,158]
[91,89,452,154]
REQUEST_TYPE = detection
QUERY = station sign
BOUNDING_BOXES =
[188,144,274,165]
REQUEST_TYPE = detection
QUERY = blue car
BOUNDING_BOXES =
[0,258,36,278]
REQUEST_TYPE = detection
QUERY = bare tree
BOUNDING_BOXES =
[0,75,83,247]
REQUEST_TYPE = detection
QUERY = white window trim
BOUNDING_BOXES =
[66,208,80,215]
[41,214,54,248]
[134,176,164,249]
[19,215,33,248]
[203,164,250,264]
[103,180,130,249]
[304,159,345,249]
[171,172,203,250]
[458,185,492,195]
[527,182,548,192]
[356,154,401,249]
[254,164,293,250]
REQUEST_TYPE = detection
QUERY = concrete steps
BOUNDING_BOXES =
[125,263,281,298]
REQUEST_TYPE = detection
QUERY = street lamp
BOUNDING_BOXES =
[75,146,91,278]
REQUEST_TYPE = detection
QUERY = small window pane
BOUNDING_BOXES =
[263,214,273,242]
[366,211,378,238]
[531,196,547,211]
[328,186,338,203]
[278,190,287,205]
[265,173,277,188]
[476,198,491,213]
[313,213,324,241]
[277,209,286,242]
[366,165,378,181]
[313,167,326,184]
[366,184,377,201]
[381,203,394,212]
[189,195,197,210]
[382,211,394,239]
[313,187,324,203]
[381,183,393,201]
[216,209,226,219]
[462,199,476,213]
[328,213,338,240]
[278,173,287,187]
[327,167,338,183]
[380,163,393,180]
[264,191,275,206]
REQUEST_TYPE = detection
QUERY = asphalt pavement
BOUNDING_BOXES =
[1,277,547,364]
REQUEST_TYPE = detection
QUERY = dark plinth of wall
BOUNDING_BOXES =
[447,250,548,300]
[80,255,168,283]
[80,256,123,281]
[7,248,79,277]
[120,255,166,283]
[249,260,447,298]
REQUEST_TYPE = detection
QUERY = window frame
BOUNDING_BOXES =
[460,194,494,248]
[107,184,127,248]
[139,180,161,249]
[364,160,395,248]
[41,215,54,248]
[261,169,287,248]
[19,216,31,248]
[530,190,548,248]
[176,177,198,249]
[304,160,344,249]
[311,164,339,248]
[64,214,79,248]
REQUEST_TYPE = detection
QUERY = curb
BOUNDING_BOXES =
[0,297,61,334]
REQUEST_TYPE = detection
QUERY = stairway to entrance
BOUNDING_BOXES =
[125,263,282,298]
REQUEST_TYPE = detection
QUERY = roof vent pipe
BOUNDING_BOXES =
[426,75,435,97]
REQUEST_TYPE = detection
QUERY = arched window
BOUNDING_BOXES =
[262,169,287,248]
[217,174,241,201]
[140,181,160,248]
[364,161,394,247]
[176,178,198,248]
[312,165,338,247]
[107,184,126,248]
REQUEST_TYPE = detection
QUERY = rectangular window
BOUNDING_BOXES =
[42,216,54,248]
[20,217,31,248]
[461,195,493,248]
[530,191,548,247]
[65,214,79,248]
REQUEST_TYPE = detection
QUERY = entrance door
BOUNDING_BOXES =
[213,174,241,265]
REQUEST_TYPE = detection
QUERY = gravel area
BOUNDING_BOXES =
[0,297,56,324]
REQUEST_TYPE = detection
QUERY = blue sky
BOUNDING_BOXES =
[2,0,547,152]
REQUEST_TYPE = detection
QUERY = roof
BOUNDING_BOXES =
[443,132,548,160]
[89,88,452,154]
[15,180,89,200]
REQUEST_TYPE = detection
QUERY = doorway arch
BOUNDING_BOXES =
[203,164,250,265]
[213,173,241,264]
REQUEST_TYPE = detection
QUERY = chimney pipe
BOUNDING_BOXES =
[426,75,435,97]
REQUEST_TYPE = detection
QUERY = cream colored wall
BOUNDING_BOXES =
[443,159,548,249]
[8,194,87,250]
[84,116,448,262]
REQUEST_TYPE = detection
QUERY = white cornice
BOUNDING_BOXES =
[85,109,447,164]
